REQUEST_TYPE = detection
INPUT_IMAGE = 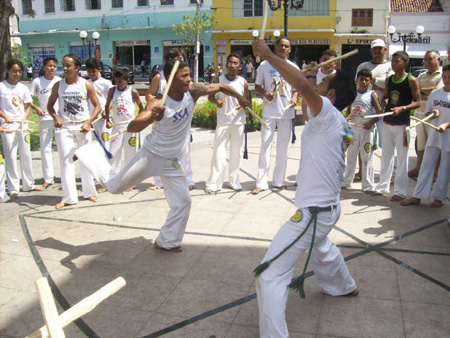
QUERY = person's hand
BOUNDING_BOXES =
[363,122,374,130]
[426,109,439,119]
[252,40,273,61]
[36,107,45,116]
[80,121,91,132]
[106,121,113,129]
[101,111,107,118]
[263,92,275,101]
[304,61,319,76]
[54,118,63,128]
[437,123,447,133]
[4,116,13,124]
[216,99,224,108]
[151,105,165,122]
[391,106,404,116]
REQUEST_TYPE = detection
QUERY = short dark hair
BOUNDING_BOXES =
[113,67,130,80]
[85,57,102,70]
[321,49,338,58]
[357,68,373,79]
[327,70,357,111]
[163,59,189,80]
[63,53,82,68]
[227,53,242,64]
[7,59,24,71]
[165,48,187,62]
[392,51,409,63]
[275,36,291,46]
[43,56,58,66]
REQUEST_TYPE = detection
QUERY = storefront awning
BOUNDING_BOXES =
[388,44,448,58]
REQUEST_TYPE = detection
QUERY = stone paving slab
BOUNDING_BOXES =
[0,123,449,338]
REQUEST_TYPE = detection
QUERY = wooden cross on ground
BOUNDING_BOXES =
[26,276,126,338]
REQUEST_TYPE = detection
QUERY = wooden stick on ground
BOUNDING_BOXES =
[27,277,126,338]
[301,49,359,73]
[245,107,269,130]
[364,111,394,119]
[152,60,180,128]
[410,115,439,130]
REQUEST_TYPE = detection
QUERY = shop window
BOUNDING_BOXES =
[244,0,263,17]
[61,0,76,11]
[45,0,55,13]
[86,0,101,10]
[352,9,373,27]
[22,0,32,14]
[190,0,204,3]
[289,0,329,17]
[160,0,174,5]
[112,0,123,8]
[137,0,149,6]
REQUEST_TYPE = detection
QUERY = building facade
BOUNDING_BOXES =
[15,0,213,78]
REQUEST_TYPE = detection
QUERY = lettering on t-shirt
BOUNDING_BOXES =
[172,107,189,122]
[62,92,84,116]
[432,99,450,109]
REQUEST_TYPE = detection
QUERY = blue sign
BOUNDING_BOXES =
[155,46,159,53]
[205,45,210,53]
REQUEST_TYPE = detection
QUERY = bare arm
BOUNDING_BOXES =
[47,82,62,127]
[145,73,161,102]
[190,82,250,109]
[128,99,164,132]
[133,88,144,114]
[29,101,45,116]
[81,81,101,132]
[104,87,114,128]
[0,109,12,123]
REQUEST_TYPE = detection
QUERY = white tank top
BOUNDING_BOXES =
[58,77,90,122]
[216,75,246,126]
[350,90,376,126]
[143,92,195,158]
[111,86,136,122]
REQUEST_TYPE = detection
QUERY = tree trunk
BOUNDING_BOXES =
[0,0,15,81]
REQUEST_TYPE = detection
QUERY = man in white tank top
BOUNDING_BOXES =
[74,60,251,252]
[205,53,249,193]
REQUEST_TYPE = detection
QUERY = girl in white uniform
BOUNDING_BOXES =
[47,54,102,209]
[342,69,382,192]
[205,53,248,192]
[252,41,358,338]
[29,56,61,188]
[0,59,42,200]
[106,68,144,172]
[74,60,250,252]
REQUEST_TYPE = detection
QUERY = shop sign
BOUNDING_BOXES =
[290,39,330,45]
[115,40,150,46]
[346,38,377,45]
[230,39,254,45]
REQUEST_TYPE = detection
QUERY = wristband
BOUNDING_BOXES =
[306,75,317,79]
[403,106,407,111]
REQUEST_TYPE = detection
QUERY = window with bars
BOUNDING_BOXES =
[189,0,204,4]
[45,0,55,13]
[61,0,76,11]
[352,9,373,27]
[22,0,32,14]
[137,0,149,6]
[289,0,329,17]
[86,0,101,9]
[112,0,123,8]
[160,0,174,5]
[243,0,263,17]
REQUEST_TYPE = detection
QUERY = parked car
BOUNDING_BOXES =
[411,66,426,78]
[79,64,88,79]
[101,64,113,80]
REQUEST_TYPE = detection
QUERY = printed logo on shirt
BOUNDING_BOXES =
[12,96,23,107]
[62,93,84,116]
[128,137,136,147]
[40,88,50,95]
[291,210,303,223]
[0,154,3,164]
[364,142,372,153]
[172,107,189,123]
[389,90,400,105]
[101,132,110,142]
[24,134,30,144]
[171,159,181,169]
[432,99,450,109]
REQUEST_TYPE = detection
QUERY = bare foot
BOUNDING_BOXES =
[371,191,382,196]
[32,187,44,191]
[42,182,52,189]
[189,184,196,190]
[97,187,107,193]
[354,173,362,182]
[153,242,183,252]
[363,190,374,194]
[251,187,263,195]
[9,193,18,202]
[204,188,214,194]
[390,195,404,202]
[431,199,443,208]
[86,196,98,203]
[344,288,359,296]
[408,168,419,178]
[273,185,287,190]
[124,187,134,192]
[55,202,70,209]
[400,197,420,206]
[148,184,163,190]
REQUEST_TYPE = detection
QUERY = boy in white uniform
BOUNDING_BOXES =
[342,68,382,192]
[86,58,113,150]
[105,68,144,173]
[0,59,43,201]
[29,56,61,188]
[252,40,358,338]
[401,64,450,208]
[205,53,248,193]
[47,54,101,209]
[74,60,250,252]
[252,37,298,194]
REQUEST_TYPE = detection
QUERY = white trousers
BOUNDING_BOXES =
[74,142,191,249]
[256,205,356,338]
[1,127,35,194]
[256,118,292,189]
[108,127,137,172]
[206,124,244,191]
[342,127,375,191]
[0,160,10,202]
[39,119,55,184]
[93,118,111,151]
[55,128,97,205]
[374,123,410,197]
[413,146,450,202]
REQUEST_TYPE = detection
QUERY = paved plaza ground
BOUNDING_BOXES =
[0,120,449,337]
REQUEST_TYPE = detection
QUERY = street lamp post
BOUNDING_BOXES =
[387,25,425,52]
[79,30,100,60]
[266,0,305,37]
[252,29,281,44]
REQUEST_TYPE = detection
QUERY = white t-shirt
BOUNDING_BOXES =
[88,77,113,112]
[216,75,246,126]
[316,68,336,85]
[0,80,32,123]
[295,97,351,208]
[426,87,450,151]
[57,77,90,122]
[255,59,298,119]
[29,76,61,121]
[355,61,393,102]
[143,92,195,159]
[111,86,136,122]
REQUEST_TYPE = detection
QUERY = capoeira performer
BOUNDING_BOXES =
[401,64,450,208]
[29,56,61,189]
[85,58,113,150]
[0,59,43,201]
[74,60,250,252]
[0,130,11,202]
[342,68,382,192]
[205,53,249,193]
[146,48,196,190]
[252,39,359,338]
[105,68,144,175]
[252,36,298,195]
[47,53,101,209]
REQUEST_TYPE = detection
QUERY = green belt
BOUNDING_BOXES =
[253,205,334,299]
